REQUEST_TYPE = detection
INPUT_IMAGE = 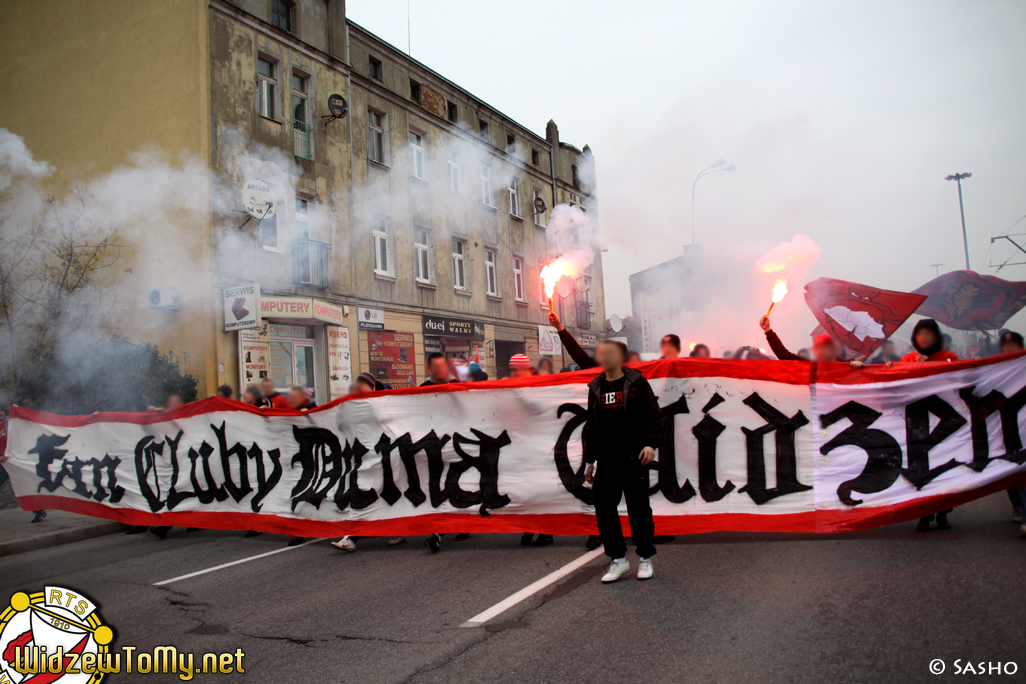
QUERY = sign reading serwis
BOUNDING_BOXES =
[222,284,260,332]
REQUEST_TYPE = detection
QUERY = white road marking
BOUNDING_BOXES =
[152,539,323,586]
[460,547,605,628]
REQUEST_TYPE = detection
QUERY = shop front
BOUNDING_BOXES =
[422,315,485,362]
[236,294,351,404]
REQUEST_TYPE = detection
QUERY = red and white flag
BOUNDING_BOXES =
[804,278,926,356]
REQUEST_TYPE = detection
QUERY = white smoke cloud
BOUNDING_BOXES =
[0,129,52,193]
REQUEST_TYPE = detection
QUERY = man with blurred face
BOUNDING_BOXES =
[420,352,451,386]
[584,340,663,583]
[1000,330,1024,355]
[261,378,289,408]
[508,353,533,379]
[659,334,681,359]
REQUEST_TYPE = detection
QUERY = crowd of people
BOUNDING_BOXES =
[0,312,1022,584]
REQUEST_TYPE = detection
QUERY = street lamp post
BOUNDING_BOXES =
[691,160,736,245]
[945,172,972,270]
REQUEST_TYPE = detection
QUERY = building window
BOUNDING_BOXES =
[506,133,516,153]
[583,275,594,311]
[508,177,521,218]
[571,164,581,189]
[409,131,425,179]
[479,166,493,207]
[484,248,498,297]
[257,58,276,119]
[569,191,587,211]
[533,189,546,227]
[294,198,310,281]
[447,149,459,193]
[414,229,432,283]
[513,256,525,302]
[367,109,385,164]
[372,217,393,277]
[292,73,311,160]
[369,55,383,81]
[271,0,293,33]
[478,119,489,141]
[452,239,467,290]
[261,214,279,250]
[531,148,540,166]
[447,100,458,123]
[410,80,421,102]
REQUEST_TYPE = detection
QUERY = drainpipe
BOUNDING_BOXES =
[547,140,567,369]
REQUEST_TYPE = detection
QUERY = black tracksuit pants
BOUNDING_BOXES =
[593,459,656,560]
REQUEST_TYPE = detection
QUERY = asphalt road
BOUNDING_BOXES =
[0,493,1023,684]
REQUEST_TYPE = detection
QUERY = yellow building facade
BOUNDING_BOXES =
[0,0,603,402]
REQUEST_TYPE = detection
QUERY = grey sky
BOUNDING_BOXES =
[348,0,1026,334]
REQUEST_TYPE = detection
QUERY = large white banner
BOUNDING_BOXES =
[5,355,1026,537]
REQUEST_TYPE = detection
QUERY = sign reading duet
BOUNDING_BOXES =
[5,355,1026,538]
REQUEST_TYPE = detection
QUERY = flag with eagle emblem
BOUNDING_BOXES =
[912,270,1026,331]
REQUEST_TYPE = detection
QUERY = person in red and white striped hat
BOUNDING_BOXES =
[509,353,533,379]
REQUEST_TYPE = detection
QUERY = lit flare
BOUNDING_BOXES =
[766,279,788,316]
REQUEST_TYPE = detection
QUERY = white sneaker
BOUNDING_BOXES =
[387,536,406,546]
[601,558,631,583]
[636,557,654,580]
[331,536,357,552]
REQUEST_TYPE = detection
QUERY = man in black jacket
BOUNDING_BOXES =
[584,340,663,582]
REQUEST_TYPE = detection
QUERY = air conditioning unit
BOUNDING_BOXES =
[148,287,179,310]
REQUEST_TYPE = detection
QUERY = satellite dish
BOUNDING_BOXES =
[242,180,276,219]
[327,94,348,119]
[556,277,573,298]
[534,196,547,215]
[609,314,623,332]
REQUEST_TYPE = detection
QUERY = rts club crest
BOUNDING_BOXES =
[0,586,113,683]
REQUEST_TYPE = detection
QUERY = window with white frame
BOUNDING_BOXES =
[508,177,521,218]
[368,109,385,164]
[414,228,432,283]
[583,274,594,311]
[513,256,526,302]
[257,58,276,119]
[451,239,467,290]
[447,149,459,193]
[569,191,587,211]
[295,198,310,281]
[261,214,279,250]
[479,166,493,206]
[409,131,425,179]
[484,248,498,297]
[292,72,311,160]
[533,189,546,226]
[372,218,393,277]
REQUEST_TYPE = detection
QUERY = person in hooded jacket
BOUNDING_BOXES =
[900,319,958,364]
[900,319,959,532]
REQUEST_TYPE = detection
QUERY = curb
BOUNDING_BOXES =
[0,522,125,558]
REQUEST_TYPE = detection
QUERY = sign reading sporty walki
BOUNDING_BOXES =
[5,355,1026,537]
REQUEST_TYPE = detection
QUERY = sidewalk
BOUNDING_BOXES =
[0,485,123,557]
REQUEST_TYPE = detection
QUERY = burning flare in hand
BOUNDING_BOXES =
[766,279,788,316]
[541,259,574,313]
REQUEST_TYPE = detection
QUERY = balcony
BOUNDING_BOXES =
[293,120,312,160]
[293,238,331,289]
